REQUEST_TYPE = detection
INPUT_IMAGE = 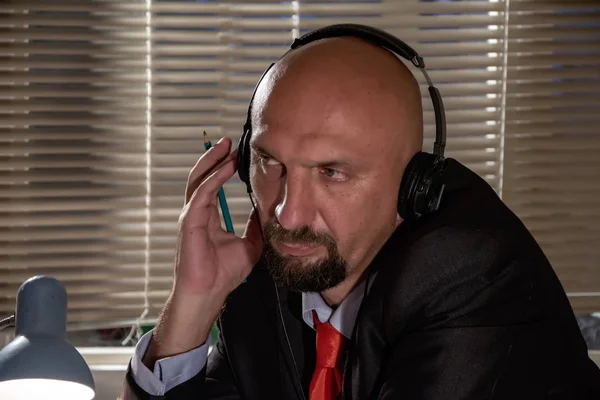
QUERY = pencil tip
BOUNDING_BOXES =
[203,131,209,143]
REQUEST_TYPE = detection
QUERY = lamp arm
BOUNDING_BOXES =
[0,315,15,331]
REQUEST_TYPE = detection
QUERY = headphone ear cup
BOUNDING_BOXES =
[237,126,252,191]
[398,152,427,220]
[398,152,446,220]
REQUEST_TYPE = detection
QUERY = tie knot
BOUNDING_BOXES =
[313,312,345,368]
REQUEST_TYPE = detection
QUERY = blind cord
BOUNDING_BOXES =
[121,0,153,347]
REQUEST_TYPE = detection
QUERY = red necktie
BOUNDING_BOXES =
[309,310,345,400]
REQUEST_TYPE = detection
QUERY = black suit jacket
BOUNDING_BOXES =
[122,159,600,399]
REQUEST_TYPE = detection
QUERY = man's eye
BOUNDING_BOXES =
[258,154,280,167]
[321,168,347,181]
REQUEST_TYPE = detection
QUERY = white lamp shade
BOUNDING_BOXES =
[0,379,94,400]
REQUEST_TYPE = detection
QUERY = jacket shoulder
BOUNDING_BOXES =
[375,160,559,334]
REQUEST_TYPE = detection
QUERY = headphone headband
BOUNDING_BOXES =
[291,23,425,69]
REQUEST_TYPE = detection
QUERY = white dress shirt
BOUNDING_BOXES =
[131,278,368,396]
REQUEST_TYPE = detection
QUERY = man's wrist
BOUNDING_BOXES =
[142,290,226,369]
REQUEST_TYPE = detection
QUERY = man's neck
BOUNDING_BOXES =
[320,217,402,307]
[319,268,367,307]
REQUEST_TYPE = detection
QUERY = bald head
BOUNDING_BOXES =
[251,37,424,172]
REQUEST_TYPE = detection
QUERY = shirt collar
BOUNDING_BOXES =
[301,277,369,339]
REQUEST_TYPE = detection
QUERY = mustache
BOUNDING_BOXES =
[263,220,335,247]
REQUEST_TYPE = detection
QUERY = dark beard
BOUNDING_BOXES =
[261,219,348,293]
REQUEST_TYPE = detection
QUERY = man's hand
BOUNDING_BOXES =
[143,137,263,368]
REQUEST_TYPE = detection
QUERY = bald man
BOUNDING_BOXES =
[120,28,600,400]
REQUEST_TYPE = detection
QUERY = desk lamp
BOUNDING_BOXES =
[0,276,95,399]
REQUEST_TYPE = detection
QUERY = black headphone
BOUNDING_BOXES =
[237,24,448,221]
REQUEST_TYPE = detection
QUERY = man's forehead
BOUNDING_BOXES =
[251,76,375,138]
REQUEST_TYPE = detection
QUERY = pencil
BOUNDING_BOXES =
[203,131,235,234]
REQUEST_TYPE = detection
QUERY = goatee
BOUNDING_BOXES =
[261,220,348,293]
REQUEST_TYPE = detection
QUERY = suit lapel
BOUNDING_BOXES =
[341,275,387,400]
[341,225,414,400]
[271,284,314,400]
[218,269,286,400]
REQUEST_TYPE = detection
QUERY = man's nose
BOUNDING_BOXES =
[274,172,315,232]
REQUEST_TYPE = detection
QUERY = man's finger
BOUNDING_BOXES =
[185,137,232,204]
[188,157,237,210]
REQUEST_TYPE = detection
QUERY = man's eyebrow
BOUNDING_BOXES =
[251,143,357,169]
[311,160,356,170]
[251,144,275,158]
[252,144,357,169]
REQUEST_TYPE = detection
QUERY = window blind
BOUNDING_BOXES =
[0,0,152,327]
[0,0,597,331]
[501,0,600,313]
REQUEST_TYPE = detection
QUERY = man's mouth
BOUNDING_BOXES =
[276,241,321,257]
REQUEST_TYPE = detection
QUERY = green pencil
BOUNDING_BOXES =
[203,131,235,234]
